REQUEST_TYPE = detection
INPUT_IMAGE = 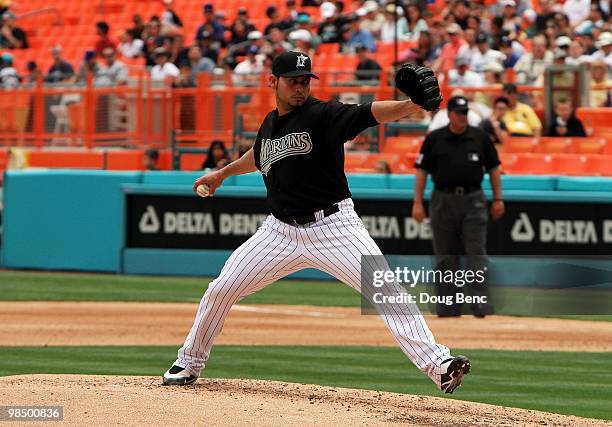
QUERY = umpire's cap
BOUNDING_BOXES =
[447,96,469,114]
[272,51,319,79]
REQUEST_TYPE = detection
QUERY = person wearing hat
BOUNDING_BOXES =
[0,52,19,88]
[470,33,506,73]
[166,50,473,394]
[74,50,100,84]
[448,55,484,87]
[414,95,503,317]
[196,3,224,44]
[354,43,382,81]
[0,10,27,49]
[45,45,75,83]
[359,0,385,38]
[591,31,612,67]
[380,3,409,43]
[434,23,470,74]
[289,29,316,58]
[499,36,520,68]
[317,2,342,44]
[232,44,264,85]
[150,47,180,82]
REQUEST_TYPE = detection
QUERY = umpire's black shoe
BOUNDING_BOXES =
[162,365,198,386]
[439,355,471,394]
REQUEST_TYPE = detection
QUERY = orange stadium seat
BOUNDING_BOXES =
[506,153,554,175]
[568,137,607,154]
[105,150,145,170]
[575,108,612,135]
[550,154,590,176]
[534,137,572,154]
[344,152,369,170]
[586,155,612,176]
[383,136,423,153]
[27,150,104,169]
[503,137,537,153]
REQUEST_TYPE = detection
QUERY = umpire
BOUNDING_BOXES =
[412,96,504,317]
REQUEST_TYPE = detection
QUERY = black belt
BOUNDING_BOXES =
[435,186,481,195]
[276,204,340,226]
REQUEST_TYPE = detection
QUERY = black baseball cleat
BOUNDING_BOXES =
[162,365,198,386]
[439,355,471,394]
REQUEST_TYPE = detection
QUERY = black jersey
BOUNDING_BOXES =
[415,125,501,187]
[253,96,378,221]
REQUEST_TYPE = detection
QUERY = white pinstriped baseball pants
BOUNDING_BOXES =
[174,198,451,387]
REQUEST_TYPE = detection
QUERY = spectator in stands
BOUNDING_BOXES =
[479,96,509,145]
[187,45,215,74]
[590,60,611,107]
[289,29,315,58]
[500,0,521,37]
[25,61,42,85]
[232,45,264,85]
[75,50,100,84]
[143,149,160,171]
[286,0,299,21]
[470,33,505,72]
[374,160,392,174]
[0,0,9,15]
[400,30,438,67]
[566,41,591,65]
[520,9,538,39]
[95,21,117,57]
[535,0,556,33]
[354,44,381,81]
[502,83,542,136]
[161,0,183,33]
[318,2,341,44]
[150,48,180,83]
[263,5,293,35]
[142,19,164,66]
[196,30,220,64]
[578,30,598,55]
[346,15,376,52]
[0,11,27,49]
[174,61,196,88]
[232,141,252,161]
[201,140,229,170]
[0,52,19,88]
[563,0,590,26]
[130,14,145,40]
[359,1,384,39]
[450,0,470,29]
[481,61,504,86]
[589,2,608,28]
[294,13,321,50]
[380,4,409,43]
[448,56,483,87]
[169,34,188,65]
[499,36,520,68]
[119,29,144,59]
[591,31,612,67]
[232,7,255,34]
[266,27,293,56]
[553,13,572,38]
[96,47,128,86]
[405,4,428,42]
[196,4,224,44]
[229,20,249,48]
[514,34,553,85]
[434,23,470,74]
[545,98,587,137]
[45,46,75,83]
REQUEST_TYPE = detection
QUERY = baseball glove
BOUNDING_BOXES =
[395,64,442,112]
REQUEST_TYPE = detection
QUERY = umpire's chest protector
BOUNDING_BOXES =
[253,96,379,218]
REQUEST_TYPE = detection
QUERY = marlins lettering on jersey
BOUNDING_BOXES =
[260,132,313,174]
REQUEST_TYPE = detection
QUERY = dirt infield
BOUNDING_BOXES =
[1,301,611,351]
[0,375,609,427]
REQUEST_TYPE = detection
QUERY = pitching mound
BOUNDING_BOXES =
[0,375,609,426]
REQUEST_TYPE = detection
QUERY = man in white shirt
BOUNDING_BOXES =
[150,48,180,83]
[470,33,506,72]
[95,47,128,86]
[513,34,553,85]
[562,0,590,26]
[232,45,264,85]
[448,56,484,87]
[590,32,612,68]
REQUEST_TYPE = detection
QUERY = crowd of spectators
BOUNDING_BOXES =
[0,0,610,140]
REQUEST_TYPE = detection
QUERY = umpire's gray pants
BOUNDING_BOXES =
[429,189,493,316]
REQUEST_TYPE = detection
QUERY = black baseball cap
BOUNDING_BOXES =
[447,96,469,113]
[272,51,319,79]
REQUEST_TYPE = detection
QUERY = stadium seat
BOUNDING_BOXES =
[105,150,144,170]
[585,155,612,176]
[550,154,589,176]
[504,137,537,153]
[507,153,554,175]
[383,136,423,153]
[575,108,612,135]
[27,150,104,169]
[534,137,572,154]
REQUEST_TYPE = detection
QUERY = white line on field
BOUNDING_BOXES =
[231,305,351,318]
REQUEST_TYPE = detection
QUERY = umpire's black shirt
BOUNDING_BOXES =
[254,96,378,220]
[415,125,501,187]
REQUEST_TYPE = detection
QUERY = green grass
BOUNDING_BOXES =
[2,270,612,321]
[0,345,610,421]
[0,270,359,306]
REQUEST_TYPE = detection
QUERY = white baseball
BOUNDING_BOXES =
[196,184,210,198]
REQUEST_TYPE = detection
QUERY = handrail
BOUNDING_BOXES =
[15,7,63,26]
